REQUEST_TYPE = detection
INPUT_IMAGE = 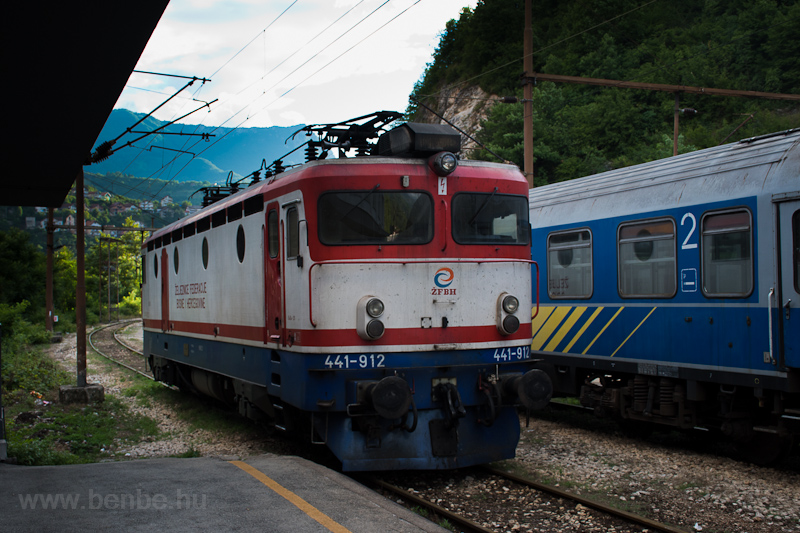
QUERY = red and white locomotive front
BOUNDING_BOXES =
[143,122,550,470]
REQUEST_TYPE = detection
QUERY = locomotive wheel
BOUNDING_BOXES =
[733,433,795,466]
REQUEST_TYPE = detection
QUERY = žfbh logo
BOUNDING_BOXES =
[434,268,454,288]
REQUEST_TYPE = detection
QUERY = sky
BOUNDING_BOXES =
[113,0,478,130]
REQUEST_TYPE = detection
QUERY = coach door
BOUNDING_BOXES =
[777,199,800,368]
[265,204,283,344]
[160,248,169,332]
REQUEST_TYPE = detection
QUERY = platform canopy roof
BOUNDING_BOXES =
[2,1,170,207]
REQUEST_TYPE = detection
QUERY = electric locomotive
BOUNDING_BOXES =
[142,112,552,471]
[529,129,800,463]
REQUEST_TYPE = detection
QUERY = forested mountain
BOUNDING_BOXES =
[409,0,800,186]
[88,109,307,185]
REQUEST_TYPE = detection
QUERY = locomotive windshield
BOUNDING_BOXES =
[452,192,529,245]
[318,190,433,244]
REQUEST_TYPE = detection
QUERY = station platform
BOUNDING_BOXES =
[0,455,445,532]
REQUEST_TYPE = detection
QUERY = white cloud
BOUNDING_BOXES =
[114,0,476,128]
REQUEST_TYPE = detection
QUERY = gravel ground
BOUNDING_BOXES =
[47,325,800,532]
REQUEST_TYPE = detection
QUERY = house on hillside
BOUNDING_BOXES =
[139,200,154,211]
[161,195,173,206]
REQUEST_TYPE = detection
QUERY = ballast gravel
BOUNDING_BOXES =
[47,326,799,532]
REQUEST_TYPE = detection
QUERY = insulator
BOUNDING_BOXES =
[273,160,285,174]
[92,140,114,162]
[305,144,318,161]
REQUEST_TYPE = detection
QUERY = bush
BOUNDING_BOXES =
[119,290,141,317]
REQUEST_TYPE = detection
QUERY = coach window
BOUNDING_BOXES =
[618,218,676,298]
[268,210,279,258]
[547,229,592,298]
[287,207,299,258]
[202,237,209,270]
[701,209,752,297]
[794,210,800,293]
[236,225,246,263]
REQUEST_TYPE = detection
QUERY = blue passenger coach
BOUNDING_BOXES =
[529,129,799,462]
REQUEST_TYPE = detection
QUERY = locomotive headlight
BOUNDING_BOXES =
[497,292,520,335]
[366,298,385,318]
[358,295,386,340]
[429,151,458,177]
[502,295,519,314]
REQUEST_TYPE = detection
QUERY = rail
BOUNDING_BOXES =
[307,258,539,327]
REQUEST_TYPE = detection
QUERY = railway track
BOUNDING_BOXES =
[88,320,153,380]
[363,466,689,533]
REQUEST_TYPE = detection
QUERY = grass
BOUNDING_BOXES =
[6,390,160,465]
[2,336,161,465]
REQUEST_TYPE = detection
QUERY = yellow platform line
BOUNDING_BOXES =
[610,307,657,357]
[545,307,587,352]
[582,307,624,354]
[532,306,571,350]
[230,460,352,533]
[563,307,604,353]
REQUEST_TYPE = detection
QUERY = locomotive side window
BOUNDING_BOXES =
[702,210,752,297]
[287,207,299,258]
[236,225,246,263]
[153,254,158,279]
[547,229,592,299]
[318,191,433,245]
[618,218,676,298]
[202,237,209,270]
[452,192,529,245]
[268,210,279,258]
[173,247,179,274]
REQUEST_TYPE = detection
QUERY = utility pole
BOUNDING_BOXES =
[521,72,800,155]
[522,0,534,188]
[46,208,54,333]
[76,170,87,387]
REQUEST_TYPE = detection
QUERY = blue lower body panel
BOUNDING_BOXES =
[319,407,520,472]
[144,330,534,471]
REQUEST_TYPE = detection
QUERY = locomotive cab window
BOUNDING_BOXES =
[618,218,676,298]
[547,229,592,299]
[318,191,433,245]
[701,209,752,297]
[452,192,529,245]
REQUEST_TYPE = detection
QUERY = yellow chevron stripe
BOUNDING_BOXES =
[582,307,624,354]
[545,307,587,352]
[610,307,657,357]
[531,306,555,336]
[532,306,571,350]
[563,307,604,353]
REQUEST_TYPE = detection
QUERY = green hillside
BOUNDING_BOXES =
[410,0,800,185]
